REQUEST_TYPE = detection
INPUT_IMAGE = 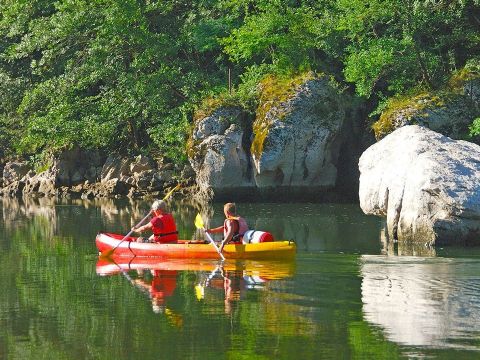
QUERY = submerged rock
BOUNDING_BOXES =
[359,125,480,246]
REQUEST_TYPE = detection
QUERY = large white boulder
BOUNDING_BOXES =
[359,125,480,245]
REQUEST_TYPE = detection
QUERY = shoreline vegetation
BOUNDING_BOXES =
[1,1,480,246]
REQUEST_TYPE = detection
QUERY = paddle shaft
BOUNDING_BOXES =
[205,230,225,261]
[104,184,181,257]
[109,210,152,253]
[123,210,153,241]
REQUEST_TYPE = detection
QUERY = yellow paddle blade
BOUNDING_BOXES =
[162,183,181,201]
[195,285,205,300]
[194,213,205,229]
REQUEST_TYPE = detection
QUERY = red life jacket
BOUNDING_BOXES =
[150,270,177,303]
[151,213,178,243]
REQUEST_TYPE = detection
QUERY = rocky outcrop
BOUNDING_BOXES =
[373,92,479,141]
[1,150,185,199]
[188,73,356,200]
[359,125,480,246]
[188,107,254,199]
[1,161,31,196]
[99,154,176,197]
[374,65,480,141]
[3,161,30,186]
[52,148,104,186]
[252,75,347,194]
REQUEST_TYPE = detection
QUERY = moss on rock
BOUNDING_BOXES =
[373,92,446,139]
[251,72,316,158]
[448,59,480,91]
[374,63,480,140]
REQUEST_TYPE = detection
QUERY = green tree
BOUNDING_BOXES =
[337,0,480,97]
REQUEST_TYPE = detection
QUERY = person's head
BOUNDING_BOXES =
[223,202,236,217]
[151,199,167,214]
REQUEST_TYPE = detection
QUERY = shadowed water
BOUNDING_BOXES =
[1,197,480,359]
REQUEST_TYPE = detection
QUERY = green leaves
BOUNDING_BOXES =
[0,0,479,161]
[470,118,480,137]
[222,3,322,72]
[337,0,480,98]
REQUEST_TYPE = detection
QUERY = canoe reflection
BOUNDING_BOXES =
[96,257,295,315]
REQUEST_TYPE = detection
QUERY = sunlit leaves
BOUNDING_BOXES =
[0,0,479,161]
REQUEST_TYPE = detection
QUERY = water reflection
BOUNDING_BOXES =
[360,255,480,351]
[6,197,480,358]
[1,197,383,254]
[96,257,296,316]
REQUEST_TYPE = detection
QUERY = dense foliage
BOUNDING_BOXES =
[1,0,479,163]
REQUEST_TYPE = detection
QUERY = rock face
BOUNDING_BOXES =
[1,149,182,198]
[3,161,30,186]
[252,76,346,193]
[188,107,254,199]
[99,154,171,197]
[359,125,480,245]
[1,161,31,196]
[373,93,479,141]
[188,74,353,200]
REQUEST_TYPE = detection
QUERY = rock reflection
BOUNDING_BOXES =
[360,255,480,350]
[0,197,203,242]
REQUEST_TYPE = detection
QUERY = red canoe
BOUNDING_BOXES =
[96,232,296,260]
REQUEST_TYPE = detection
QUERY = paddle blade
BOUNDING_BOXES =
[194,213,205,229]
[163,183,181,201]
[100,249,114,258]
[195,285,205,300]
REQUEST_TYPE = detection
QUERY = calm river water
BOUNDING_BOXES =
[1,197,480,359]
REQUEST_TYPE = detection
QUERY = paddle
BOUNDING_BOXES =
[194,213,225,261]
[195,263,223,300]
[102,183,181,257]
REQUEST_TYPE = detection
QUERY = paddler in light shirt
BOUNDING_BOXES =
[206,202,249,252]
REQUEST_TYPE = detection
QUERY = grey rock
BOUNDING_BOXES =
[101,155,131,182]
[130,154,155,174]
[3,161,30,186]
[252,76,346,189]
[189,107,254,197]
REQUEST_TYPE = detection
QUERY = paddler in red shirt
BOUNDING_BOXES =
[206,202,249,252]
[131,200,178,243]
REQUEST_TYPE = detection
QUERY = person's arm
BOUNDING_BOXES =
[132,221,153,233]
[206,225,223,234]
[219,220,234,252]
